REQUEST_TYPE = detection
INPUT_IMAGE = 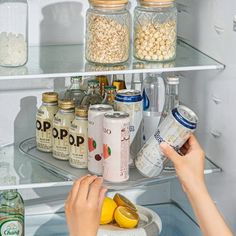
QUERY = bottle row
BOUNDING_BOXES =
[36,74,198,183]
[0,0,177,66]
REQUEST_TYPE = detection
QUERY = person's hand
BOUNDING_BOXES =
[65,175,107,236]
[160,134,206,196]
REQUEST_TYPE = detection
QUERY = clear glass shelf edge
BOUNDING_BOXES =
[0,138,221,191]
[0,40,224,80]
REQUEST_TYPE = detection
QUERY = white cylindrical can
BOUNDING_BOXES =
[115,89,143,161]
[88,104,113,175]
[135,105,198,178]
[103,112,130,182]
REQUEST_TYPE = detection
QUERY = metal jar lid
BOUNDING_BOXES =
[42,92,58,103]
[89,0,128,8]
[58,99,75,110]
[139,0,175,7]
[75,105,88,117]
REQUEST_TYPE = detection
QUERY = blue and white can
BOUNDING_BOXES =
[115,89,143,161]
[135,105,198,178]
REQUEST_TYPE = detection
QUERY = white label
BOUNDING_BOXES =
[115,101,142,144]
[103,118,130,182]
[1,221,23,236]
[69,119,88,168]
[36,105,58,152]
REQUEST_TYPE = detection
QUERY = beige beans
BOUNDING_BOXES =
[134,21,177,62]
[86,14,130,64]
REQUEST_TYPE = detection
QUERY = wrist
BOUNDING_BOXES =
[185,180,208,200]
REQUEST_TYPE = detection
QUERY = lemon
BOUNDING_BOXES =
[113,193,137,212]
[114,206,139,229]
[100,197,117,225]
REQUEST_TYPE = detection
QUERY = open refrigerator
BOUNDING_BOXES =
[0,0,235,235]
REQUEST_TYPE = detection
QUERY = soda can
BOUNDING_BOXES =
[115,89,143,161]
[135,105,198,177]
[103,112,130,182]
[88,104,113,175]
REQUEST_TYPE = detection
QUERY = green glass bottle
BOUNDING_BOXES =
[0,177,24,236]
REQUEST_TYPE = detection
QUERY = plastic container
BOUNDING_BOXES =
[0,0,28,67]
[134,0,177,62]
[86,0,131,65]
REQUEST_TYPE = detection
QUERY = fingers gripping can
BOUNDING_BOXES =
[135,105,198,178]
[103,112,130,182]
[88,104,113,175]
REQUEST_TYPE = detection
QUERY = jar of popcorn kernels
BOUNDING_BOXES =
[86,0,131,65]
[134,0,177,62]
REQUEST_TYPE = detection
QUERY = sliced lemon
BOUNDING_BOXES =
[114,206,139,229]
[113,193,137,212]
[100,197,117,225]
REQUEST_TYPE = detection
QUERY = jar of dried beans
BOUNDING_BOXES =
[86,0,131,65]
[134,0,177,62]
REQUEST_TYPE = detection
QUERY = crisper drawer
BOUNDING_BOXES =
[25,203,201,236]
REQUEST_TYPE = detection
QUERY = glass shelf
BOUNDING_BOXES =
[0,40,224,80]
[0,137,221,191]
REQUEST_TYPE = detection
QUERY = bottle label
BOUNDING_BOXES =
[36,105,58,152]
[0,217,23,236]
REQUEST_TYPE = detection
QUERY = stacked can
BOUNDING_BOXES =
[135,105,198,177]
[103,112,130,182]
[88,104,113,175]
[115,89,143,161]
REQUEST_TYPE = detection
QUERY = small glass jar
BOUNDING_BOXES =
[134,0,177,62]
[0,0,28,67]
[86,0,131,65]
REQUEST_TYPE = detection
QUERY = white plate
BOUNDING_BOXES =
[98,205,162,236]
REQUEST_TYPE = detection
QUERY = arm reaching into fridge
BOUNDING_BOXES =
[65,175,107,236]
[160,135,233,236]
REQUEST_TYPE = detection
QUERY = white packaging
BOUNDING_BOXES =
[103,112,130,182]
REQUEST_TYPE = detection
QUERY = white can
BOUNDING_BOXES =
[52,100,75,160]
[88,104,113,175]
[69,106,88,168]
[115,90,143,160]
[103,112,130,182]
[135,105,198,177]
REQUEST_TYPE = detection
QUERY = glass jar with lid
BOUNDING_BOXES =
[0,0,28,67]
[86,0,131,65]
[134,0,177,62]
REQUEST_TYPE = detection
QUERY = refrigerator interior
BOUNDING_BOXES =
[0,0,235,234]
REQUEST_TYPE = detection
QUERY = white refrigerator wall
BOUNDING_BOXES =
[172,0,236,233]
